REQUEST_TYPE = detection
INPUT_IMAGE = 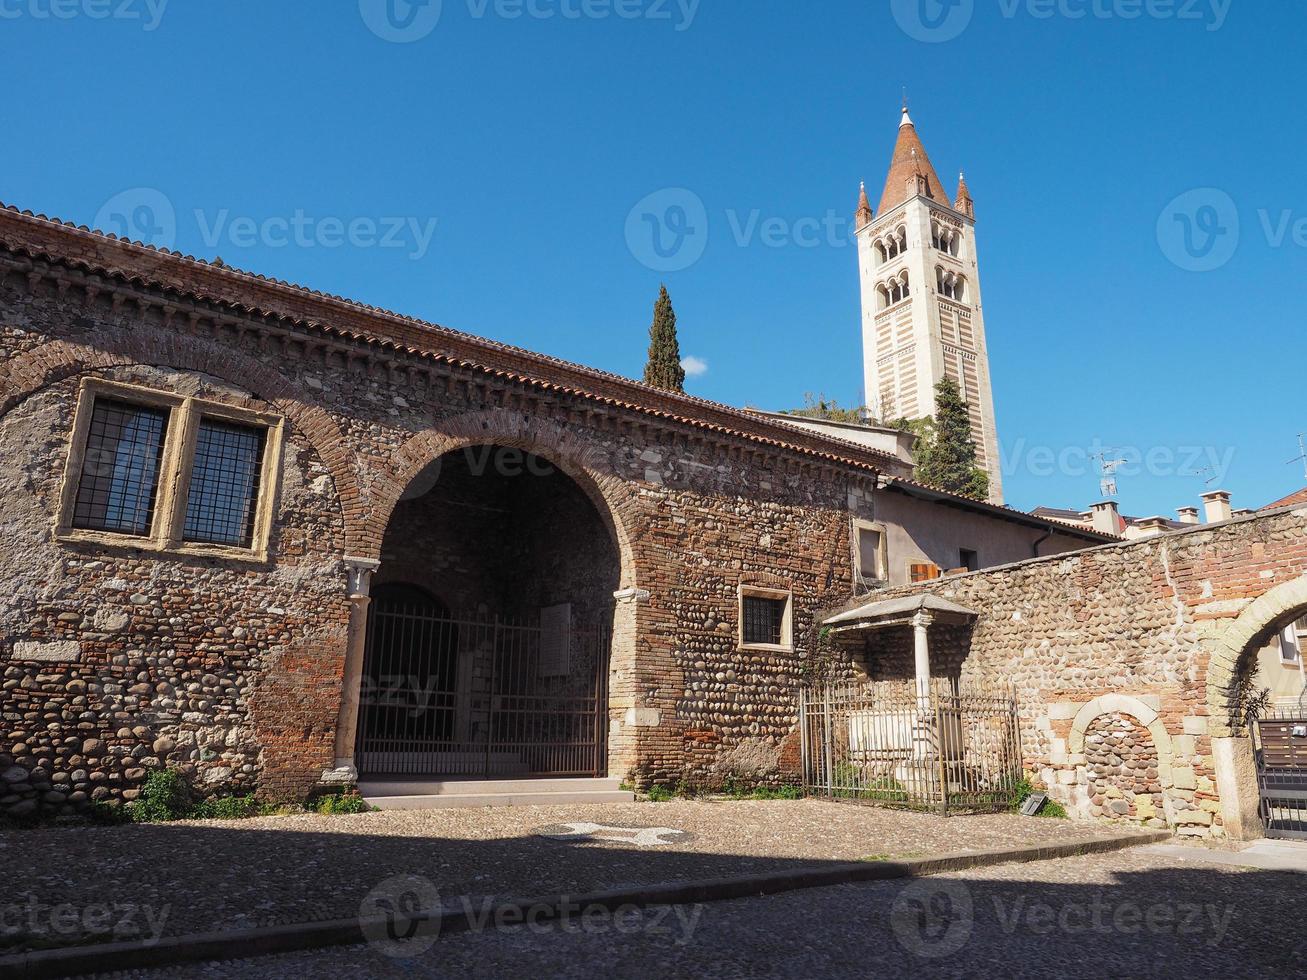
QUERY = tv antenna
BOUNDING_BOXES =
[1092,451,1127,499]
[1288,433,1307,483]
[1195,465,1222,488]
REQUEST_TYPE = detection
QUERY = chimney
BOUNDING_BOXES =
[1201,490,1233,524]
[1134,516,1171,538]
[1176,506,1201,525]
[1090,500,1120,536]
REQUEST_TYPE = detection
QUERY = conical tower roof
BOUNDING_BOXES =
[877,106,948,215]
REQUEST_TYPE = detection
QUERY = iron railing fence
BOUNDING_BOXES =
[357,607,609,780]
[800,677,1022,815]
[1251,707,1307,840]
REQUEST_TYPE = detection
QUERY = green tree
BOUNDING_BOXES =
[643,284,686,393]
[911,377,990,501]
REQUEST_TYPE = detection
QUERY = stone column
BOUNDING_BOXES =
[323,556,380,785]
[912,611,934,708]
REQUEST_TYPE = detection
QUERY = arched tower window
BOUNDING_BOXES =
[936,268,965,302]
[931,223,961,257]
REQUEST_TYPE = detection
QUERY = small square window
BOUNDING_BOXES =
[72,398,169,537]
[183,418,268,547]
[742,595,786,646]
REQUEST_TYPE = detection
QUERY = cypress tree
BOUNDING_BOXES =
[643,285,686,393]
[913,377,990,501]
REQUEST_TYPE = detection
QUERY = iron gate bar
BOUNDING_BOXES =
[1252,710,1307,840]
[356,604,610,780]
[799,676,1022,815]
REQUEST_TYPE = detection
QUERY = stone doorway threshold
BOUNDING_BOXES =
[358,777,634,809]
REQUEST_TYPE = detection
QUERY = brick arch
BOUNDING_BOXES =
[0,334,364,553]
[1205,574,1307,737]
[365,409,639,591]
[1068,694,1175,790]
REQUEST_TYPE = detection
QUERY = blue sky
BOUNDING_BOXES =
[3,0,1302,517]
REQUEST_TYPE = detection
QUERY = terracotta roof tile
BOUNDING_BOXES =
[877,108,948,215]
[0,203,904,474]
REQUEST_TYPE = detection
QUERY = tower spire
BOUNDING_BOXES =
[878,104,944,214]
[855,180,873,227]
[955,171,974,218]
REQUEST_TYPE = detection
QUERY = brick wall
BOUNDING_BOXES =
[825,507,1307,837]
[0,214,1106,819]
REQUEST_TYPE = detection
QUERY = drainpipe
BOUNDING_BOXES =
[1031,525,1054,559]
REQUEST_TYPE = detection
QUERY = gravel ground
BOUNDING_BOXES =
[95,847,1304,979]
[0,800,1137,948]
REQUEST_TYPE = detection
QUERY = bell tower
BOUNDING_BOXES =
[855,105,1004,504]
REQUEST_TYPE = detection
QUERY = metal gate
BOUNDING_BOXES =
[800,677,1022,814]
[356,589,610,780]
[1252,711,1307,839]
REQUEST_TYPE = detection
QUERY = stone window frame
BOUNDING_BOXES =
[736,584,794,654]
[852,519,887,585]
[55,377,285,563]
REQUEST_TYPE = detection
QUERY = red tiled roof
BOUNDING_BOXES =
[0,203,907,475]
[1263,487,1307,511]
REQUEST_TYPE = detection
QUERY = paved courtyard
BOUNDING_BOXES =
[1,800,1137,950]
[95,846,1304,979]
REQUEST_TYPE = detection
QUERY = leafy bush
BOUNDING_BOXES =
[127,769,192,823]
[189,795,261,820]
[645,784,674,802]
[315,792,371,815]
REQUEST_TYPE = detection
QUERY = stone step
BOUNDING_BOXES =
[359,777,624,796]
[359,777,634,809]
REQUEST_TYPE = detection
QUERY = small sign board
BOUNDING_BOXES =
[1020,792,1048,817]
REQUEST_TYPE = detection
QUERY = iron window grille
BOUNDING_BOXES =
[742,595,786,647]
[59,379,284,560]
[71,399,169,537]
[183,419,267,547]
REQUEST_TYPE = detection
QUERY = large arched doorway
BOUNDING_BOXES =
[1208,577,1307,839]
[356,444,622,780]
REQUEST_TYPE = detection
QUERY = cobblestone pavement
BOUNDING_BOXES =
[98,847,1303,979]
[1,800,1137,947]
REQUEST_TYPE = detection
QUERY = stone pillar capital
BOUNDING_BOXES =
[613,588,651,605]
[343,556,381,600]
